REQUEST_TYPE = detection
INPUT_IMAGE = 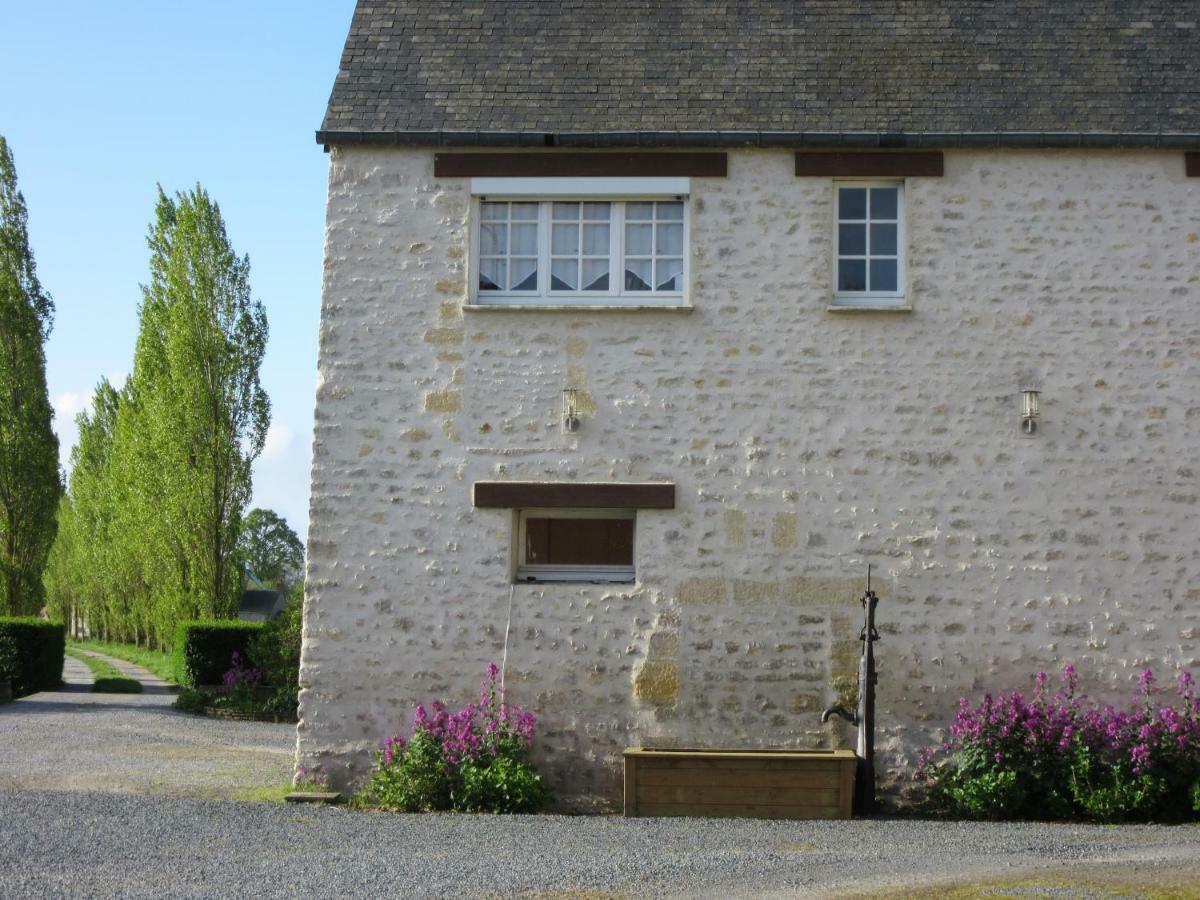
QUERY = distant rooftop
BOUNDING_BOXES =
[318,0,1200,148]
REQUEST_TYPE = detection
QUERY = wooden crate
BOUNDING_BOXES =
[623,748,856,819]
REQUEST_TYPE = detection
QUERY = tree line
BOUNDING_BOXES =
[1,133,287,649]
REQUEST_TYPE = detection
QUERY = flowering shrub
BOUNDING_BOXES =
[221,651,263,692]
[360,663,549,814]
[917,665,1200,822]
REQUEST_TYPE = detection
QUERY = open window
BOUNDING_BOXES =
[515,508,635,583]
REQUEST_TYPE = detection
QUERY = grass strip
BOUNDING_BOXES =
[69,638,175,683]
[232,783,296,804]
[65,648,143,694]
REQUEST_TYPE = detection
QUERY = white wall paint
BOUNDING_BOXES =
[298,148,1200,808]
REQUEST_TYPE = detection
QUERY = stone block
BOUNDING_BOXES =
[733,580,780,605]
[423,390,461,413]
[771,512,798,549]
[678,577,726,606]
[633,662,679,705]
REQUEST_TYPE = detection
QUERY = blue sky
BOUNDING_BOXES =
[0,1,358,538]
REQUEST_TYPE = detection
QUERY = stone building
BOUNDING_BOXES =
[299,0,1200,807]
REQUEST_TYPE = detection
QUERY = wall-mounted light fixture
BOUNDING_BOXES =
[562,388,581,433]
[1020,389,1040,434]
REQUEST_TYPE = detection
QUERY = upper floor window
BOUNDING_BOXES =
[833,182,904,307]
[473,199,687,307]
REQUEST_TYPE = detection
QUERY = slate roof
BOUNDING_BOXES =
[318,1,1200,148]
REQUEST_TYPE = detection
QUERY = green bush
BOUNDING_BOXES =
[172,620,263,687]
[456,754,550,814]
[173,686,211,712]
[365,729,454,812]
[0,617,65,698]
[247,583,303,715]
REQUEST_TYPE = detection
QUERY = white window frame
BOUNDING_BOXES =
[832,180,906,308]
[515,508,636,584]
[469,187,689,308]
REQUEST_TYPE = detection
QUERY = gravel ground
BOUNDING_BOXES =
[2,659,1198,898]
[0,790,1198,899]
[0,651,293,798]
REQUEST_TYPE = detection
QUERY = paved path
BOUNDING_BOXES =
[0,790,1197,899]
[69,647,175,693]
[0,649,294,800]
[59,653,95,691]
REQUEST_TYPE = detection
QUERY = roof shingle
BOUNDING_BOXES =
[318,1,1200,146]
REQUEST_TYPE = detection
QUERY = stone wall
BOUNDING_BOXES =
[298,147,1200,808]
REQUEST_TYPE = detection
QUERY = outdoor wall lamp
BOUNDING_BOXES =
[562,388,581,433]
[1021,389,1041,434]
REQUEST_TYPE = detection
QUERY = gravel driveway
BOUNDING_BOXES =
[2,658,1198,898]
[1,789,1198,899]
[0,650,294,799]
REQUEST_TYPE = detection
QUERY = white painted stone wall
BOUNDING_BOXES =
[298,147,1200,808]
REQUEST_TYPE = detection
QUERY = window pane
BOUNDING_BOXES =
[480,223,506,256]
[656,223,683,255]
[656,258,684,291]
[511,223,537,256]
[582,223,609,256]
[869,259,898,292]
[870,188,898,220]
[839,188,867,220]
[480,202,506,221]
[838,223,866,256]
[552,201,580,220]
[510,202,539,221]
[526,517,634,566]
[657,201,684,221]
[582,202,610,221]
[551,258,577,291]
[581,259,609,291]
[870,223,897,255]
[510,258,537,291]
[625,223,652,255]
[626,201,654,221]
[480,259,505,291]
[525,517,550,564]
[625,258,652,291]
[838,259,866,292]
[552,223,578,255]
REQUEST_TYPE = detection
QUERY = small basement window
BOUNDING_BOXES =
[516,509,635,583]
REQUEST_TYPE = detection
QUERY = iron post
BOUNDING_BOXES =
[821,565,881,814]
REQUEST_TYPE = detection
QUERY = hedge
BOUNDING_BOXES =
[172,620,264,688]
[0,617,65,698]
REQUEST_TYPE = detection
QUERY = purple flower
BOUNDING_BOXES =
[377,663,540,775]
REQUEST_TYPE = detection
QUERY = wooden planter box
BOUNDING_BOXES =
[623,748,856,819]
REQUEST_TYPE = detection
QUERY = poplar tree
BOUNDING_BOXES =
[44,379,122,635]
[121,186,269,637]
[0,135,60,615]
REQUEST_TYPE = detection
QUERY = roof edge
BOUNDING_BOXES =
[316,130,1200,150]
